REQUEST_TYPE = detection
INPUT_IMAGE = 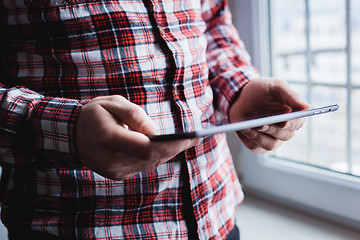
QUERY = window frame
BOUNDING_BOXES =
[230,0,360,231]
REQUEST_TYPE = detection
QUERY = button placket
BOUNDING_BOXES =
[173,85,185,99]
[159,27,165,36]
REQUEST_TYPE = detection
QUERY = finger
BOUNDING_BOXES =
[271,80,311,111]
[110,137,199,179]
[100,95,157,135]
[257,125,295,141]
[236,132,268,154]
[273,116,306,130]
[149,137,202,161]
[108,127,201,161]
[91,132,201,180]
[283,118,306,130]
[240,128,282,151]
[91,151,156,180]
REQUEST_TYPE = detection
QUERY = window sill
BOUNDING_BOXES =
[236,194,360,239]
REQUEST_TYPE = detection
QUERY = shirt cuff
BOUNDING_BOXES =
[31,97,89,168]
[214,66,259,117]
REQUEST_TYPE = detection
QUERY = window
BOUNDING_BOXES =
[270,0,360,176]
[230,0,360,231]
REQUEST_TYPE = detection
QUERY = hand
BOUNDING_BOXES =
[76,95,201,180]
[229,77,310,153]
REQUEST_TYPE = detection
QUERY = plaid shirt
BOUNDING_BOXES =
[0,0,258,239]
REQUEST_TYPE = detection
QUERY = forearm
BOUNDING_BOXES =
[202,0,259,115]
[0,83,86,168]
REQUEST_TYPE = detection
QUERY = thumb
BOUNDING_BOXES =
[271,80,311,111]
[101,96,157,135]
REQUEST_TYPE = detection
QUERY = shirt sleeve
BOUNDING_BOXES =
[0,83,87,168]
[201,0,260,116]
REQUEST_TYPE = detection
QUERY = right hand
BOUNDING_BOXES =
[76,95,201,180]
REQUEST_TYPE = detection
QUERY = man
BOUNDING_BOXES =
[0,0,309,239]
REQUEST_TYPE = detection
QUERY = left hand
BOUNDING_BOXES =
[229,77,311,153]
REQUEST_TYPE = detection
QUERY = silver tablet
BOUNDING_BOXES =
[149,104,339,141]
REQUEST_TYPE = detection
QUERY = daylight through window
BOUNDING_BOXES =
[269,0,360,176]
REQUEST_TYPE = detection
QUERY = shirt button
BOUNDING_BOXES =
[173,86,179,96]
[159,27,165,36]
[173,85,184,98]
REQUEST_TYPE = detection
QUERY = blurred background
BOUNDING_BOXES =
[268,0,360,176]
[229,0,360,239]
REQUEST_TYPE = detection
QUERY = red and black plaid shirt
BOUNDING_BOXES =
[0,0,258,239]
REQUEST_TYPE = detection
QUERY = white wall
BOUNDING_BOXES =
[229,0,255,58]
[227,0,259,179]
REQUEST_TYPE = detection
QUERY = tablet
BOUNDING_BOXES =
[148,104,339,141]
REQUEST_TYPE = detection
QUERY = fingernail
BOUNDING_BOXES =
[192,137,202,146]
[259,125,270,132]
[242,129,251,134]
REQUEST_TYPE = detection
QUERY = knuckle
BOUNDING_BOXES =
[111,95,125,102]
[285,121,293,130]
[274,78,288,88]
[284,131,295,141]
[127,103,144,120]
[132,106,143,117]
[244,141,259,151]
[247,144,267,154]
[264,141,280,151]
[270,78,287,93]
[267,126,278,135]
[248,145,260,152]
[245,129,258,139]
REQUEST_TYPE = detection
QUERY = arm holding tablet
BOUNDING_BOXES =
[148,104,338,141]
[150,78,338,154]
[76,78,333,179]
[228,77,312,153]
